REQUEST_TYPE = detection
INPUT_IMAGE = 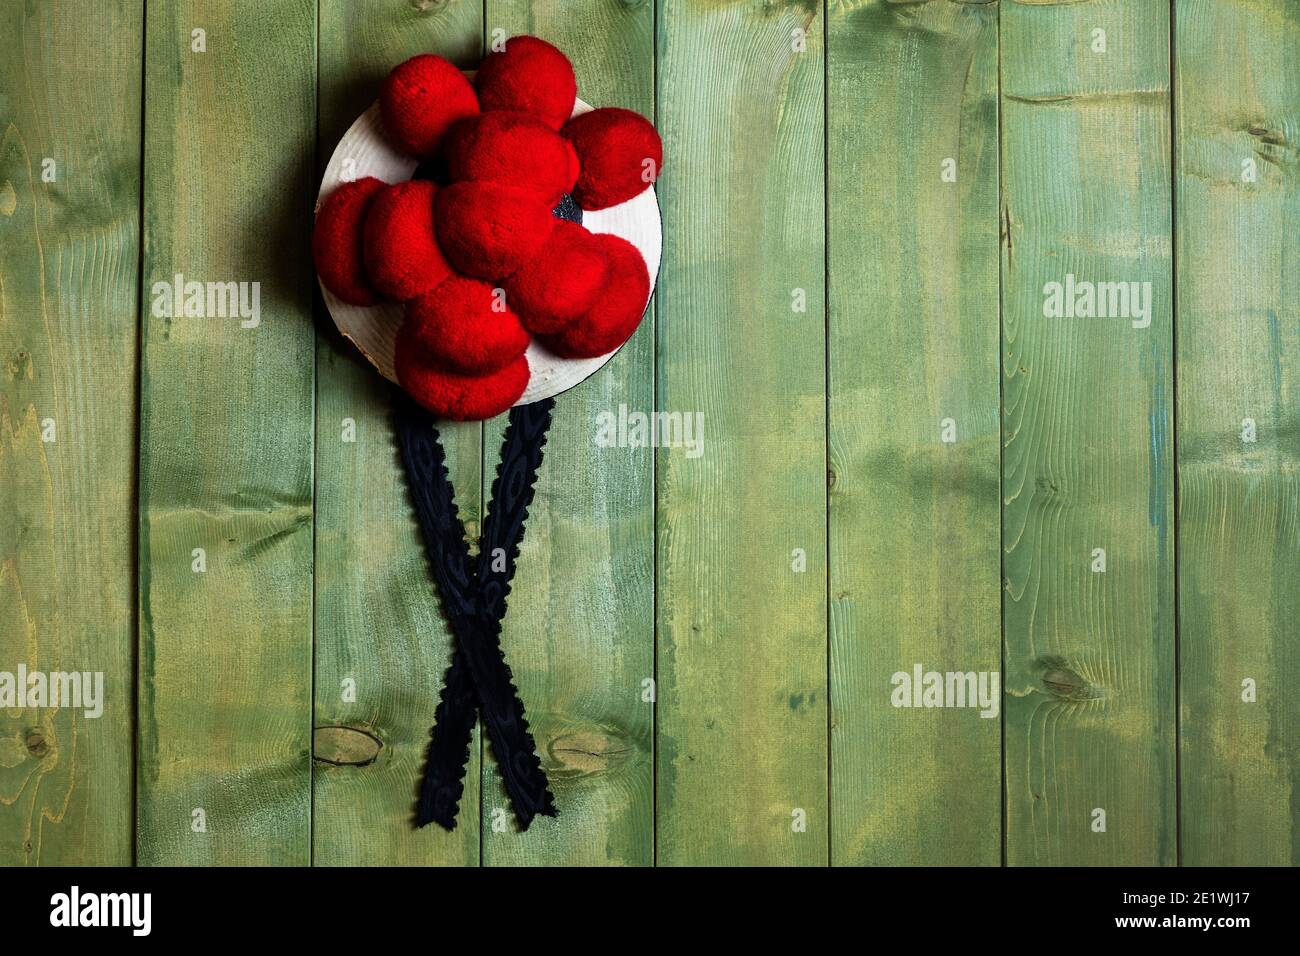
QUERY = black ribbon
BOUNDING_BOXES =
[394,392,557,831]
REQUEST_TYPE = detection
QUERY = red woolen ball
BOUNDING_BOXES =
[396,338,530,421]
[313,177,386,305]
[363,180,453,301]
[404,276,530,376]
[474,36,576,131]
[506,221,608,334]
[380,54,480,158]
[562,107,663,211]
[434,180,556,280]
[541,233,650,358]
[444,111,580,206]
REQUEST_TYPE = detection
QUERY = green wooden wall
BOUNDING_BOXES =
[0,0,1295,866]
[828,0,1001,866]
[1175,0,1299,866]
[136,0,318,865]
[0,0,140,865]
[1001,0,1176,867]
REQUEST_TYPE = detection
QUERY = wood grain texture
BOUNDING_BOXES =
[136,0,316,865]
[479,2,655,866]
[0,0,140,866]
[1174,0,1300,867]
[1001,0,1176,866]
[655,0,827,866]
[828,0,1001,866]
[312,0,483,869]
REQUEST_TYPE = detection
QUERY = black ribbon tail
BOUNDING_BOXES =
[395,392,557,831]
[471,398,558,826]
[394,396,481,829]
[416,645,477,829]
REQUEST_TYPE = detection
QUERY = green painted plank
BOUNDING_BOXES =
[479,2,655,867]
[136,0,316,865]
[827,0,1001,866]
[0,0,140,866]
[313,0,483,868]
[1175,0,1300,867]
[655,0,827,866]
[1001,0,1175,866]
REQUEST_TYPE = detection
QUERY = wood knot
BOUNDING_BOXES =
[1034,475,1061,495]
[548,728,635,777]
[312,726,383,766]
[1034,656,1102,701]
[25,730,49,758]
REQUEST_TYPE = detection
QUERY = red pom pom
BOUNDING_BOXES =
[445,111,579,206]
[506,221,608,334]
[404,276,530,376]
[363,180,453,301]
[313,177,386,305]
[541,233,649,358]
[562,107,662,211]
[474,36,576,131]
[380,54,480,158]
[396,339,530,421]
[435,181,556,279]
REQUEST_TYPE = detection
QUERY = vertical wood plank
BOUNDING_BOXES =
[479,3,655,866]
[313,0,484,868]
[137,0,316,865]
[0,0,140,866]
[1175,0,1300,866]
[655,0,827,866]
[827,0,1001,866]
[1000,0,1176,866]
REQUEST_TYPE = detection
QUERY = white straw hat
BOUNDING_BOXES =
[317,85,662,406]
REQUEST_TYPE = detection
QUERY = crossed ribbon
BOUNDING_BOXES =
[394,393,557,831]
